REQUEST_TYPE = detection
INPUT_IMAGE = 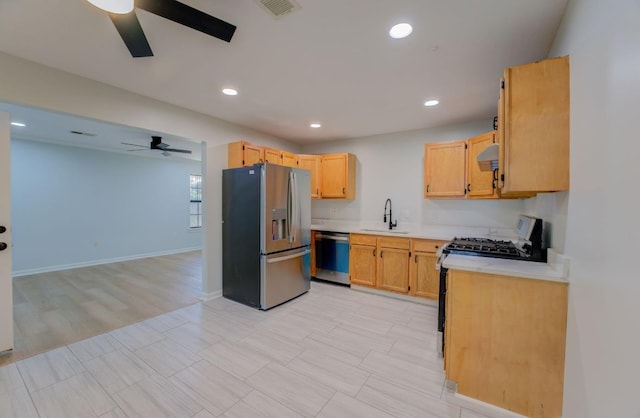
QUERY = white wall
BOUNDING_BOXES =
[0,52,301,295]
[546,0,640,417]
[10,138,202,275]
[303,121,526,230]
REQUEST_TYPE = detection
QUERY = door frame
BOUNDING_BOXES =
[0,111,14,354]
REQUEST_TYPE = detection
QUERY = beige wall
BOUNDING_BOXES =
[303,121,528,231]
[547,0,640,416]
[0,51,301,298]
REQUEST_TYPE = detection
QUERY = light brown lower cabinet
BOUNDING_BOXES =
[409,239,447,299]
[348,234,445,300]
[445,269,568,418]
[348,234,377,287]
[377,237,410,293]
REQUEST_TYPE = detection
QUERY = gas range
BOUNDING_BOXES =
[443,237,526,259]
[442,216,547,263]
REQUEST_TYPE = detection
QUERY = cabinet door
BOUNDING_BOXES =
[264,148,281,164]
[446,270,567,418]
[228,141,263,168]
[377,247,409,293]
[321,153,347,198]
[499,55,569,194]
[349,244,376,287]
[320,153,355,199]
[281,151,298,168]
[409,251,439,299]
[466,132,498,199]
[298,155,321,199]
[424,141,467,198]
[244,143,264,166]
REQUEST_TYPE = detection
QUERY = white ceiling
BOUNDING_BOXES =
[0,0,568,149]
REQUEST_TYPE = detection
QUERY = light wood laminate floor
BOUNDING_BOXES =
[0,280,504,418]
[2,251,202,367]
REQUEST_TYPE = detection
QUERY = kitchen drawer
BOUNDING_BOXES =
[350,234,377,246]
[412,239,448,253]
[378,237,410,250]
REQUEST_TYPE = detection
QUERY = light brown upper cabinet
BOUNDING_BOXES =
[424,133,498,199]
[466,131,499,199]
[320,153,356,199]
[498,55,570,196]
[298,154,322,199]
[424,140,467,198]
[263,147,281,164]
[227,141,264,168]
[280,150,298,168]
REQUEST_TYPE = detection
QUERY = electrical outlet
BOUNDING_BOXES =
[330,207,337,217]
[432,210,438,220]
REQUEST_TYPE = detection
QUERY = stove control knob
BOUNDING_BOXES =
[0,226,6,234]
[0,242,7,251]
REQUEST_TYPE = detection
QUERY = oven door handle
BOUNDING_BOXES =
[315,234,349,242]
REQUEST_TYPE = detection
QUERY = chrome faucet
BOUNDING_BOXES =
[383,198,397,230]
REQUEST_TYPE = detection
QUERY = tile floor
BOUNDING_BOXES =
[0,281,494,418]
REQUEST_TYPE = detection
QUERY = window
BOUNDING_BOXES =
[189,174,202,228]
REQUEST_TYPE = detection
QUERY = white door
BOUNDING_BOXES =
[0,112,13,354]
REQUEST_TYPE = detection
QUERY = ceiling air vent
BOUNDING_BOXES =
[256,0,300,19]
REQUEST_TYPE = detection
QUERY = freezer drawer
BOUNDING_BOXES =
[261,247,311,309]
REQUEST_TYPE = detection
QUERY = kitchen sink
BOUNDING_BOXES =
[360,228,409,234]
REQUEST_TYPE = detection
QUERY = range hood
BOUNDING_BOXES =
[477,143,499,171]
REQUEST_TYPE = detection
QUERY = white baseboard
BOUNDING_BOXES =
[198,290,222,302]
[12,247,202,277]
[443,380,528,418]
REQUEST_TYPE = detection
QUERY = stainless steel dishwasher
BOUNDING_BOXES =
[314,231,350,285]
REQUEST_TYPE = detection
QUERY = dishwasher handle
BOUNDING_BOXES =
[315,233,349,242]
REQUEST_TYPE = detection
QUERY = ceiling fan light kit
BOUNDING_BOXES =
[122,136,192,156]
[94,0,237,58]
[87,0,133,14]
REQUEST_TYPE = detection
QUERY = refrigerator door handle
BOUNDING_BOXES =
[266,248,311,264]
[288,171,298,244]
[293,171,299,244]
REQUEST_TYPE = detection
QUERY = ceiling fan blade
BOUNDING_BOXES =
[136,0,236,43]
[121,142,147,148]
[109,12,154,57]
[126,149,149,152]
[164,148,192,154]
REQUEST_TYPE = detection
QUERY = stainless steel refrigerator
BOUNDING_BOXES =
[222,163,311,310]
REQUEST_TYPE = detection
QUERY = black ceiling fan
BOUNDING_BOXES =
[104,0,236,58]
[122,136,192,156]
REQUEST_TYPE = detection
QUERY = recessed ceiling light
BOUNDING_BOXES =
[310,123,321,128]
[11,122,26,127]
[389,23,413,39]
[424,99,439,107]
[222,88,238,96]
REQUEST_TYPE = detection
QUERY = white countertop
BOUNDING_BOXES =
[442,249,569,283]
[311,219,517,241]
[311,219,569,283]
